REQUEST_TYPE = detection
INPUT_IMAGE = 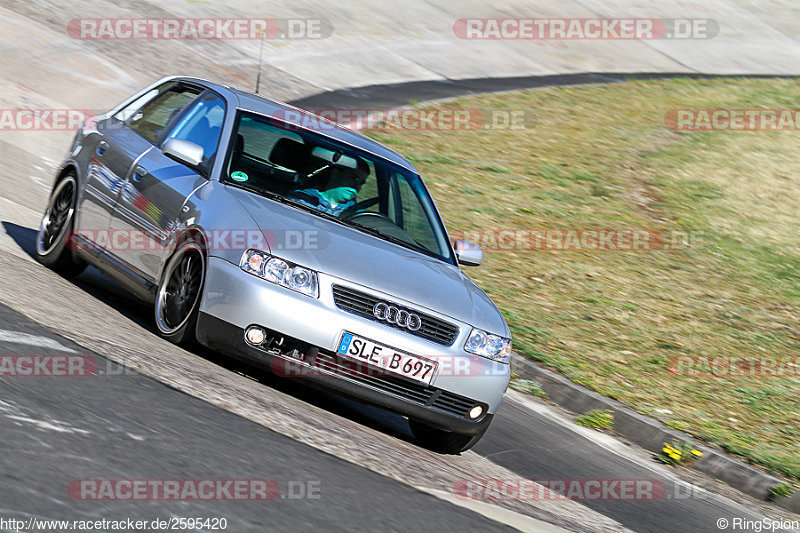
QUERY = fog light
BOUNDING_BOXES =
[469,406,483,419]
[246,326,266,346]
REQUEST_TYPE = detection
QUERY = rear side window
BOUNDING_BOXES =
[114,88,159,122]
[127,86,201,143]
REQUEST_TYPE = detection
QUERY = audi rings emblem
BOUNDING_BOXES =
[373,302,422,331]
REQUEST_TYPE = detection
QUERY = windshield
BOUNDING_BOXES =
[222,111,453,263]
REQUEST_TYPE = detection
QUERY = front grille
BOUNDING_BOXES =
[315,352,482,419]
[331,285,459,346]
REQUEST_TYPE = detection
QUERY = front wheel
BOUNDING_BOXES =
[155,239,206,346]
[35,173,86,276]
[408,418,489,454]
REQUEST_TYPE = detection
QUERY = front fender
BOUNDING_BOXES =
[159,181,271,283]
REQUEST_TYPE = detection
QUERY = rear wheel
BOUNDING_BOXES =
[35,173,86,276]
[408,418,489,454]
[155,239,205,346]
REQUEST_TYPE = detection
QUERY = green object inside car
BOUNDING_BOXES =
[320,186,357,206]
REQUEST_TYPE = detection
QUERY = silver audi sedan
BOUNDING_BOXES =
[36,76,511,453]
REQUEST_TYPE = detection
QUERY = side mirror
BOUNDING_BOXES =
[454,239,483,267]
[163,137,204,168]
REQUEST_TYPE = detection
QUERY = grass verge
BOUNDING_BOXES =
[365,77,800,481]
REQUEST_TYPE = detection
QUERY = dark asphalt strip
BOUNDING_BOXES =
[474,400,763,533]
[288,72,799,111]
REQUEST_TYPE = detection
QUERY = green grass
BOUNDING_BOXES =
[365,77,800,481]
[575,409,615,430]
[509,377,549,398]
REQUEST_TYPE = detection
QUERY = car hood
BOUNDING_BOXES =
[225,186,509,336]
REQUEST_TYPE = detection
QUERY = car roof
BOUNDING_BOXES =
[170,76,418,174]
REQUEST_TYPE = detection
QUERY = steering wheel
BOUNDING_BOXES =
[344,211,394,225]
[340,197,380,219]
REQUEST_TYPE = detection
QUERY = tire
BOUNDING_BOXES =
[35,173,87,276]
[154,238,206,346]
[408,418,489,454]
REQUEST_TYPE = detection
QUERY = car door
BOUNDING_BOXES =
[74,87,163,242]
[110,90,226,282]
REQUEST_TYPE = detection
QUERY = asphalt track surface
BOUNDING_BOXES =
[0,303,515,532]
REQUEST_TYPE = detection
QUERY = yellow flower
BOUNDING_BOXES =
[691,450,702,457]
[668,452,681,460]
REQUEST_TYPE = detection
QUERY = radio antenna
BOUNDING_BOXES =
[255,34,265,94]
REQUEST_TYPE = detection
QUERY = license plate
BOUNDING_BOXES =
[337,332,437,385]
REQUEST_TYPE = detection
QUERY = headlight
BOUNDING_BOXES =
[240,250,319,298]
[464,328,511,364]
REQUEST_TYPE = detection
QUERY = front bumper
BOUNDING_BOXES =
[197,256,510,432]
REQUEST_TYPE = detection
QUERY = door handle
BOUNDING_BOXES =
[132,165,147,182]
[96,140,109,155]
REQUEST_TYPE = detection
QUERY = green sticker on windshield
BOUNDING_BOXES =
[231,171,248,182]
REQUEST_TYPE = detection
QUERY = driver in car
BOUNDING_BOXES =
[289,158,369,216]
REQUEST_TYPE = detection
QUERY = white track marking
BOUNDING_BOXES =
[0,400,90,435]
[5,415,90,434]
[419,487,570,533]
[0,329,77,353]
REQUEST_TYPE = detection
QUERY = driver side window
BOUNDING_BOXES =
[164,92,226,174]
